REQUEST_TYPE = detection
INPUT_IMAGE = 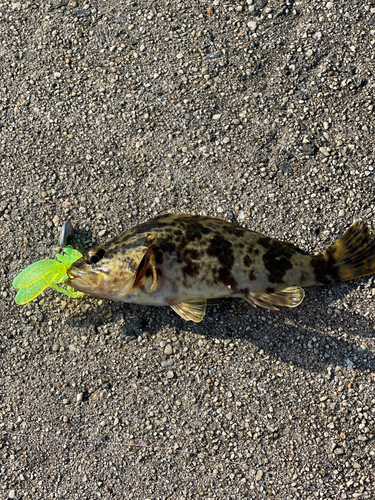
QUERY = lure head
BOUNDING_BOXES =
[55,246,83,268]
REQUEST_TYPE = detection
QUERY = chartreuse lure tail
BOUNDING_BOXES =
[12,245,84,305]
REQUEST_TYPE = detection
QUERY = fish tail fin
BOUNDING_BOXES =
[310,221,375,285]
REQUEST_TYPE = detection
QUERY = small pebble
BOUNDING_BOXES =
[346,359,354,369]
[255,470,263,482]
[202,51,222,61]
[161,359,174,367]
[319,147,330,157]
[164,344,173,355]
[279,162,293,173]
[303,143,317,155]
[52,215,60,227]
[166,371,174,379]
[248,21,257,31]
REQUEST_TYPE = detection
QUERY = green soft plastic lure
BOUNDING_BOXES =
[12,245,84,305]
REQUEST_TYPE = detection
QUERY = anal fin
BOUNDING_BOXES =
[245,287,305,311]
[170,296,207,322]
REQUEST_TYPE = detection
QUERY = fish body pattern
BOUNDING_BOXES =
[66,215,375,322]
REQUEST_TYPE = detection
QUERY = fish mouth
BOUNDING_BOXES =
[66,266,105,294]
[66,258,138,300]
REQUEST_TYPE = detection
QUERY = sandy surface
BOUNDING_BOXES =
[1,0,375,498]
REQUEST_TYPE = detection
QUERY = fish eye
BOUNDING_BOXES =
[88,248,106,264]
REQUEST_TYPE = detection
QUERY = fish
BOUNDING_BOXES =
[66,214,375,322]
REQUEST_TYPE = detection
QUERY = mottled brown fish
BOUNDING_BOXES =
[66,215,375,322]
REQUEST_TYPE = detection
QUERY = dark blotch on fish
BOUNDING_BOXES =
[259,238,294,284]
[244,255,252,267]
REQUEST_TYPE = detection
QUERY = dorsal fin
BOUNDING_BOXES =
[147,213,238,227]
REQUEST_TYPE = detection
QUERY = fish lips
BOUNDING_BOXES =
[66,264,105,294]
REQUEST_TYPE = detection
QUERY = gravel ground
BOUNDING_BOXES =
[1,0,375,498]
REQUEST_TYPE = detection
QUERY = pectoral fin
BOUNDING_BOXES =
[149,254,158,291]
[133,245,160,291]
[170,296,207,322]
[245,287,305,311]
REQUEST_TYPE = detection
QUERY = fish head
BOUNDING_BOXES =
[66,235,148,300]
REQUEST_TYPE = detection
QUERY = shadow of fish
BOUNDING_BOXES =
[66,215,375,322]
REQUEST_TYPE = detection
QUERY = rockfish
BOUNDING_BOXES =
[66,215,375,322]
